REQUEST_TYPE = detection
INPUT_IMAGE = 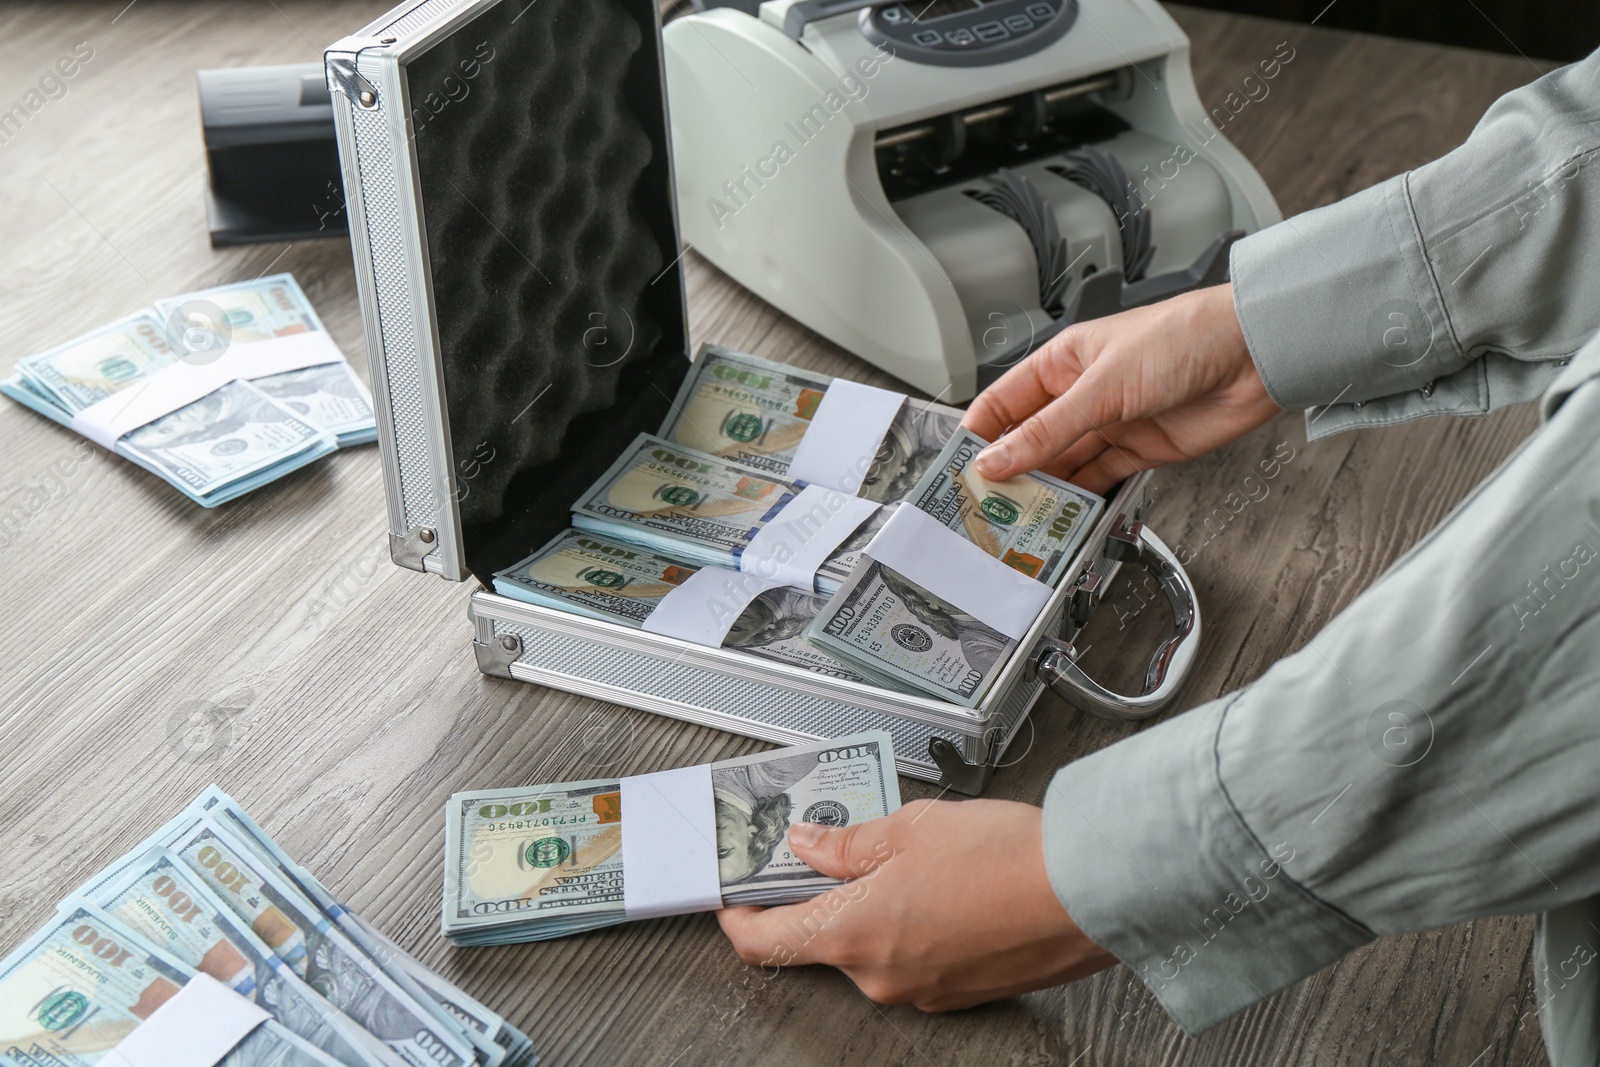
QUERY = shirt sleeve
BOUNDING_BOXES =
[1228,50,1600,440]
[1040,338,1600,1042]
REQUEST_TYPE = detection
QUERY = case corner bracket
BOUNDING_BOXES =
[928,737,995,796]
[474,632,523,679]
[390,527,437,571]
[326,51,379,108]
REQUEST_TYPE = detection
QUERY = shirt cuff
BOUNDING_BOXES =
[1041,699,1374,1033]
[1229,175,1464,420]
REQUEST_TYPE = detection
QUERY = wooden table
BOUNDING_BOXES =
[0,3,1557,1065]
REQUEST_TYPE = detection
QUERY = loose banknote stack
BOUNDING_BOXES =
[0,274,375,506]
[443,733,900,945]
[0,787,537,1067]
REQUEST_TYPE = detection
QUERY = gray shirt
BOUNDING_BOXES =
[1041,50,1600,1066]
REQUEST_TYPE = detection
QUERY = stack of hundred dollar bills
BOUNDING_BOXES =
[0,274,375,507]
[492,528,867,682]
[0,786,537,1067]
[442,732,900,945]
[806,426,1103,706]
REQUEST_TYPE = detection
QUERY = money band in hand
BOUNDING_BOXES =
[618,765,724,920]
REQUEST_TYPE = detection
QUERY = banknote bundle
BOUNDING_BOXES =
[570,433,879,596]
[492,528,865,681]
[442,732,900,945]
[660,345,964,502]
[0,274,375,506]
[0,787,537,1067]
[808,427,1105,706]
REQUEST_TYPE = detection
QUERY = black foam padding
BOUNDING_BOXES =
[406,0,689,582]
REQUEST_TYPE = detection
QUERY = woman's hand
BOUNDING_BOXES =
[716,798,1115,1011]
[964,284,1280,493]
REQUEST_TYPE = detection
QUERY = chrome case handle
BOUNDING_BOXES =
[1032,519,1201,722]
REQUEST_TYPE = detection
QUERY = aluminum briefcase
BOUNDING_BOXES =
[324,0,1202,794]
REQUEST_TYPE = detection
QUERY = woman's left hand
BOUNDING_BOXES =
[716,797,1116,1011]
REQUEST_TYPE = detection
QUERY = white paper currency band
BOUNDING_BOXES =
[642,565,784,647]
[108,972,269,1067]
[741,485,880,588]
[865,505,1051,641]
[619,765,723,920]
[787,378,905,493]
[70,332,346,449]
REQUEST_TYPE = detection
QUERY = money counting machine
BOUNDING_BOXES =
[327,0,1203,794]
[666,0,1282,400]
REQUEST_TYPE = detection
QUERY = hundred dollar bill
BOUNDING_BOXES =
[907,426,1102,587]
[252,362,377,446]
[82,849,401,1067]
[118,379,332,497]
[354,930,529,1067]
[442,732,900,945]
[807,428,1105,706]
[154,817,478,1067]
[153,273,327,346]
[0,904,342,1067]
[59,790,535,1066]
[2,273,362,506]
[493,529,864,682]
[660,345,963,502]
[4,344,336,506]
[153,275,376,446]
[14,314,179,412]
[186,789,528,1067]
[807,559,1017,707]
[571,435,876,595]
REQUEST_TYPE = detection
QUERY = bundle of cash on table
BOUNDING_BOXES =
[442,732,900,945]
[0,274,375,506]
[0,786,536,1067]
[493,346,1104,706]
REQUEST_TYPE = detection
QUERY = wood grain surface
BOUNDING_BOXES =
[0,3,1557,1065]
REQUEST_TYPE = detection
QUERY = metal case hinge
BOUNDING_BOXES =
[474,633,522,679]
[390,527,436,571]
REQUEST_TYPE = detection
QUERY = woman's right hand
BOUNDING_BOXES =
[963,283,1282,494]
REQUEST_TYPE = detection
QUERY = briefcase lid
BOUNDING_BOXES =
[328,0,691,583]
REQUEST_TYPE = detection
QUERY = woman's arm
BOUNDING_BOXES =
[968,51,1600,489]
